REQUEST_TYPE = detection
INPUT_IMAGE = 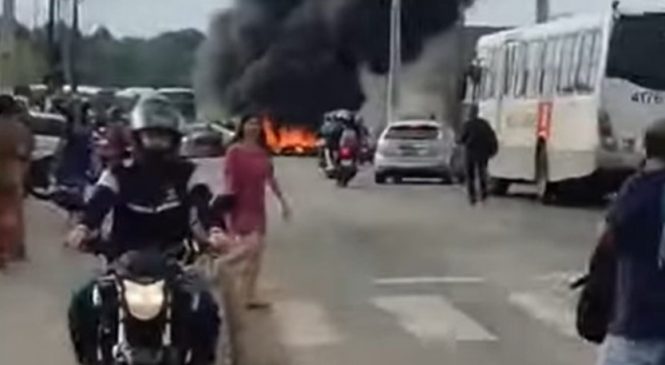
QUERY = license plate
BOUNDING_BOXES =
[341,160,353,166]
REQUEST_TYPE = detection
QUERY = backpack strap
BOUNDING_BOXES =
[658,187,665,269]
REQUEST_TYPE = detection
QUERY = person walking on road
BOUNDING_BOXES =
[459,105,498,205]
[594,118,665,365]
[222,114,291,309]
[0,95,34,268]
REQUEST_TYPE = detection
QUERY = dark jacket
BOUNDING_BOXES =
[460,117,498,160]
[606,167,665,339]
[81,159,212,257]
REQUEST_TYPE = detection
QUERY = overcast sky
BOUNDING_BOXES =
[12,0,664,37]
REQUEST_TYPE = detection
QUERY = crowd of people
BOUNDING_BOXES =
[6,86,665,364]
[0,92,293,363]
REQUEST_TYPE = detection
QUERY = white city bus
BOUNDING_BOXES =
[468,5,665,201]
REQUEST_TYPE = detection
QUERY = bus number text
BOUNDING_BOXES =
[631,91,664,104]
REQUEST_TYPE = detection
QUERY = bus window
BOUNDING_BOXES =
[503,44,516,97]
[607,14,665,90]
[544,37,562,96]
[589,30,602,88]
[528,41,545,98]
[568,33,583,92]
[480,50,496,100]
[576,31,594,93]
[558,35,576,95]
[515,42,529,98]
[489,48,501,98]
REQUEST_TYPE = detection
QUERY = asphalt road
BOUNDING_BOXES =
[1,158,603,365]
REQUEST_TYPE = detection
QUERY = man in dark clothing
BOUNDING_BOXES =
[595,118,665,365]
[459,105,498,205]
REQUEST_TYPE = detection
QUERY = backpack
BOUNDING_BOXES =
[574,241,616,344]
[481,120,498,158]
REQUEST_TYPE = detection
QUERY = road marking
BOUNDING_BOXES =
[533,271,582,283]
[273,299,343,348]
[509,291,576,338]
[371,295,497,342]
[374,276,486,286]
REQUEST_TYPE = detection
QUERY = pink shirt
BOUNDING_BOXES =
[224,144,273,235]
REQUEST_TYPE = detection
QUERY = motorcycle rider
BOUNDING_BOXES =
[66,94,221,365]
[319,111,342,171]
[336,110,361,156]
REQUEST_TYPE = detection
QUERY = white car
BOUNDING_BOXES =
[374,120,455,184]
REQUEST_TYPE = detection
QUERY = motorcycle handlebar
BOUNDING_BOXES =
[79,236,214,266]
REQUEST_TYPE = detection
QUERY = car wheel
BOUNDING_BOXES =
[375,173,387,184]
[439,172,452,185]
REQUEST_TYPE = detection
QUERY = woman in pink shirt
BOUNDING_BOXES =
[222,114,291,309]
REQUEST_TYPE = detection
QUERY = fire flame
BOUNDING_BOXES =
[262,117,317,155]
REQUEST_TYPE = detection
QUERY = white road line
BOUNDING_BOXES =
[273,299,343,348]
[508,291,577,338]
[533,271,583,283]
[374,276,486,285]
[371,295,497,342]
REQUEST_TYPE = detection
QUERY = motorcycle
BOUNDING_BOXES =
[335,145,358,187]
[77,240,236,365]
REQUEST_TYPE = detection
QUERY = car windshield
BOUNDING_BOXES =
[607,13,665,90]
[136,98,182,127]
[161,91,196,122]
[385,124,440,140]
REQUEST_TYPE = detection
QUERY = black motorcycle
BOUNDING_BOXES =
[76,241,235,365]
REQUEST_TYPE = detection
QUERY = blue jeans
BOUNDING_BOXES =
[599,335,665,365]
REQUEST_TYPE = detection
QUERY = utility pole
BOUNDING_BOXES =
[0,0,16,93]
[385,0,402,130]
[69,0,80,94]
[46,0,60,92]
[536,0,550,23]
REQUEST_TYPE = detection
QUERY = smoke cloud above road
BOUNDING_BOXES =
[196,0,474,126]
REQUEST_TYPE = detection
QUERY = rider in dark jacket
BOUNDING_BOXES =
[66,94,221,365]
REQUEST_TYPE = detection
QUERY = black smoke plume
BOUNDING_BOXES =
[196,0,474,126]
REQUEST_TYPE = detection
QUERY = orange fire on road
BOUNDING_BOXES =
[262,117,317,155]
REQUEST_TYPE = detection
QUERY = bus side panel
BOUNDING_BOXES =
[548,94,598,182]
[487,98,539,181]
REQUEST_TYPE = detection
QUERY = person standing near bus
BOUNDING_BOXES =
[222,114,291,309]
[0,95,34,268]
[459,105,498,205]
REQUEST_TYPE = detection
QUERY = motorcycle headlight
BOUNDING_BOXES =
[123,280,166,321]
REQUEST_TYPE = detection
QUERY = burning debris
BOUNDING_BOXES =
[196,0,475,129]
[263,117,318,156]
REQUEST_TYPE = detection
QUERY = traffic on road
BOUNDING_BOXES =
[4,1,665,365]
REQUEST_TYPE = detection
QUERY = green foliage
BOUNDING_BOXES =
[77,27,205,88]
[25,24,205,88]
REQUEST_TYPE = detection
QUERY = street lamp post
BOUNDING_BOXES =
[536,0,550,23]
[70,0,80,94]
[0,0,16,93]
[385,0,402,129]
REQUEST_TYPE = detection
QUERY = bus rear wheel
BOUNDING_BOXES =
[535,147,557,204]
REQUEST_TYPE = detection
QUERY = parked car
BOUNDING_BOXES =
[180,122,227,158]
[25,111,67,196]
[374,120,455,184]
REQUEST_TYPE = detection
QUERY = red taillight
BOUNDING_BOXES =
[340,147,352,158]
